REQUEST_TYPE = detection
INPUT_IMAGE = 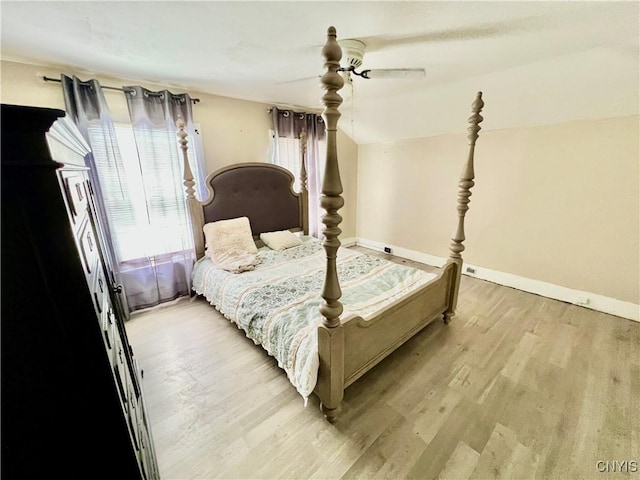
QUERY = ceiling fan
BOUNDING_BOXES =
[281,17,545,86]
[337,38,426,80]
[335,17,538,81]
[278,35,427,86]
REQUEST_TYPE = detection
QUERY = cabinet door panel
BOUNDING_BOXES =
[78,218,99,277]
[60,170,88,224]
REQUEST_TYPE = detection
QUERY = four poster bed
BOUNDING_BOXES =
[176,26,484,422]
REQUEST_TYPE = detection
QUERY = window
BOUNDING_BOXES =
[270,130,327,237]
[270,132,326,193]
[89,122,201,261]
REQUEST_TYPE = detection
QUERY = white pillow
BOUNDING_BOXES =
[203,217,258,259]
[260,230,303,251]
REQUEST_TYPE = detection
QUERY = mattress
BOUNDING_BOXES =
[192,238,437,402]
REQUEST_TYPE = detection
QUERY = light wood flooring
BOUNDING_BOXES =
[125,247,640,479]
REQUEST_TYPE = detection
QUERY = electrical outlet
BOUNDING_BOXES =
[383,246,392,254]
[466,267,476,274]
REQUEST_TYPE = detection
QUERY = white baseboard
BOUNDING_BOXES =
[341,237,357,247]
[355,237,639,323]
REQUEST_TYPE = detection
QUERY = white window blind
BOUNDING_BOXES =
[88,123,199,261]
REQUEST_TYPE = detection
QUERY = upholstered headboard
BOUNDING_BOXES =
[176,113,311,259]
[188,162,308,258]
[204,162,306,232]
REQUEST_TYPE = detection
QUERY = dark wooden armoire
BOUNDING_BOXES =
[1,104,160,479]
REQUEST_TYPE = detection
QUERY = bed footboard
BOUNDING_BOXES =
[315,264,457,416]
[342,263,456,388]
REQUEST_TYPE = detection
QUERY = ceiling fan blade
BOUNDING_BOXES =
[358,27,498,52]
[357,16,546,52]
[363,68,426,79]
[276,75,321,85]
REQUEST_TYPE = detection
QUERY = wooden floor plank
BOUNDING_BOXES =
[471,422,539,479]
[438,441,480,480]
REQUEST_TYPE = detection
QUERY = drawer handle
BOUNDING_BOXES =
[98,278,104,292]
[87,232,93,252]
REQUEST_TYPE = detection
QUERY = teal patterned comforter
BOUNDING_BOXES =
[192,238,436,402]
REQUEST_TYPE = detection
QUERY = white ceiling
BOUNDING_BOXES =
[1,1,638,144]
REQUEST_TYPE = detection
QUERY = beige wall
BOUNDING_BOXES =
[0,60,358,238]
[337,128,358,240]
[357,116,640,304]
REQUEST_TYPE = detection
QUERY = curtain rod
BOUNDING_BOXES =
[42,76,201,104]
[267,106,322,114]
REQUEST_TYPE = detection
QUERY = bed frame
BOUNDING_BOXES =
[177,26,484,422]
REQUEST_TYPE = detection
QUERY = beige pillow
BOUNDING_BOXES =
[260,230,303,251]
[203,217,258,259]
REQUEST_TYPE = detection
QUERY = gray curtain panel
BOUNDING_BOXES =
[61,74,131,318]
[270,107,326,237]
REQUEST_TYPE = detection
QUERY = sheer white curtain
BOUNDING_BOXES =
[118,86,205,311]
[269,107,326,238]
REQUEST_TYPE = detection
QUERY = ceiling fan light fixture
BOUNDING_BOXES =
[338,38,366,69]
[336,37,426,81]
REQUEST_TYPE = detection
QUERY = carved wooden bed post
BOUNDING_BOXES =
[177,117,205,259]
[443,92,484,324]
[316,26,345,422]
[299,130,309,235]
